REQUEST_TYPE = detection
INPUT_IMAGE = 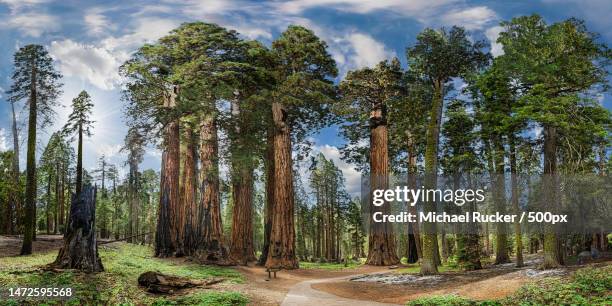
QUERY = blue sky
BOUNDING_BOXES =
[0,0,610,194]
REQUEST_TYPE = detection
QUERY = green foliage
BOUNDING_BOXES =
[7,44,63,127]
[497,14,610,131]
[407,294,474,306]
[63,91,95,138]
[0,243,244,305]
[500,266,611,305]
[272,25,339,153]
[299,261,361,270]
[405,265,612,306]
[152,291,248,306]
[336,59,403,171]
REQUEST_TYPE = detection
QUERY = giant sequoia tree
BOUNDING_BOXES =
[496,15,610,268]
[265,26,337,269]
[7,44,62,255]
[337,59,403,265]
[407,27,488,274]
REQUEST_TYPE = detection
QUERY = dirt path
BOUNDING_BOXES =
[226,265,392,305]
[0,234,64,257]
[282,273,402,306]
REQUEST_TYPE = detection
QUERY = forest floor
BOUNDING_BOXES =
[0,235,610,305]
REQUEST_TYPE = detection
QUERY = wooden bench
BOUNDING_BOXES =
[266,268,281,279]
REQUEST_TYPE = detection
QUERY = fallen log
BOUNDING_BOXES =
[137,271,223,294]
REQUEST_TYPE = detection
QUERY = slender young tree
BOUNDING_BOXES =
[63,90,94,196]
[123,127,145,243]
[7,44,62,255]
[407,27,488,274]
[441,99,482,270]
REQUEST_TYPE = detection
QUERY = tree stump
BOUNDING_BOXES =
[52,185,103,272]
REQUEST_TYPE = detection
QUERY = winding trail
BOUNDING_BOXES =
[281,273,402,306]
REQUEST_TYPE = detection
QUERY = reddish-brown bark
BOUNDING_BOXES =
[181,124,198,255]
[258,127,275,265]
[155,88,180,258]
[195,114,230,264]
[265,102,298,269]
[366,106,399,266]
[229,166,256,264]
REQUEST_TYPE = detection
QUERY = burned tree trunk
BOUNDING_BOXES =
[194,114,230,264]
[52,185,103,272]
[265,102,298,269]
[366,104,399,266]
[155,87,180,258]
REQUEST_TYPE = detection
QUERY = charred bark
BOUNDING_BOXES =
[52,185,103,272]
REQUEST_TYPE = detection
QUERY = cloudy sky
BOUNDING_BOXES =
[0,0,610,195]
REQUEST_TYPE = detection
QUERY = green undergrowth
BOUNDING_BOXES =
[395,264,461,274]
[0,243,246,305]
[299,260,362,270]
[406,265,612,306]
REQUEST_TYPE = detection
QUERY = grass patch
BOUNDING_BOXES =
[395,264,460,274]
[299,261,362,270]
[406,294,474,306]
[406,265,612,306]
[152,291,249,306]
[0,243,246,305]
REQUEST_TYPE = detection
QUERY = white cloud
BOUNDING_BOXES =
[439,6,497,30]
[277,0,456,16]
[84,9,115,36]
[316,144,362,196]
[94,143,124,159]
[3,12,59,37]
[342,32,396,69]
[485,25,504,57]
[49,17,180,91]
[0,128,7,151]
[0,0,50,10]
[50,40,121,90]
[101,17,180,51]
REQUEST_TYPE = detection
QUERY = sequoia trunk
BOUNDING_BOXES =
[155,88,180,257]
[195,114,229,264]
[265,102,298,269]
[366,103,399,266]
[182,125,198,255]
[258,127,275,265]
